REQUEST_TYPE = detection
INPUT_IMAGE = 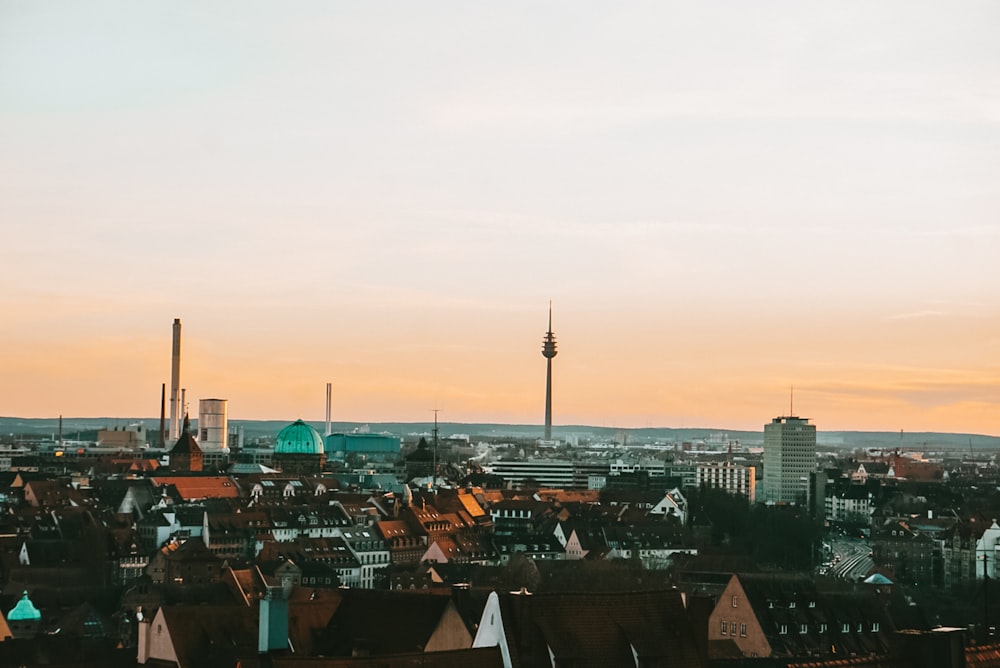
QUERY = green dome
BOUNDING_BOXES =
[8,591,41,621]
[275,420,325,455]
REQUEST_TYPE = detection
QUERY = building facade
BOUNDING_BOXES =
[762,416,816,505]
[696,462,756,502]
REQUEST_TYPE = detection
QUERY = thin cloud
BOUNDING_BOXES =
[887,310,947,320]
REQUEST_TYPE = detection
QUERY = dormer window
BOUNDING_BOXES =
[789,602,796,609]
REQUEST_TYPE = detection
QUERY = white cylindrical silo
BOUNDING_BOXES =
[198,398,229,452]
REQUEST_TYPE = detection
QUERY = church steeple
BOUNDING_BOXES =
[170,412,203,472]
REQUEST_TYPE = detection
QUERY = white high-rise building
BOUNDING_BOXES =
[762,416,816,505]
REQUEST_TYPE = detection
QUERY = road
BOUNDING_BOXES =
[822,536,875,581]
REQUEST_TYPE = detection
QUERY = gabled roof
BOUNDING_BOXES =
[170,415,202,455]
[318,589,460,657]
[726,573,895,659]
[271,646,503,668]
[157,604,257,667]
[495,589,701,668]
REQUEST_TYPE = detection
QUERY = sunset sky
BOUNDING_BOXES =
[1,2,998,434]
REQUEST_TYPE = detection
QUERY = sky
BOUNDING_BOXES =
[1,2,998,434]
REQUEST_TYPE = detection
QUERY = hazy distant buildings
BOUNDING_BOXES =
[97,423,147,449]
[762,416,816,505]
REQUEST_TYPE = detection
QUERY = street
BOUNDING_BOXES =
[822,536,876,581]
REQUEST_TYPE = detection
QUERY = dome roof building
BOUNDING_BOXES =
[7,590,41,639]
[8,591,41,622]
[275,420,326,455]
[273,419,326,475]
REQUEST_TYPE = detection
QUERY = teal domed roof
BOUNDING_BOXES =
[275,420,325,455]
[8,591,41,621]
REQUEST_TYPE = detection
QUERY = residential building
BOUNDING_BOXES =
[696,461,756,502]
[708,573,893,661]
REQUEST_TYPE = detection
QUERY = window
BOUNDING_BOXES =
[732,595,739,608]
[720,621,728,636]
[740,623,747,637]
[800,624,808,634]
[730,622,737,636]
[842,623,850,633]
[779,625,788,635]
[788,601,796,608]
[872,622,880,632]
[820,624,828,633]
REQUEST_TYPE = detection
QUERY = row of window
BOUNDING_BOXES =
[720,621,747,637]
[720,619,881,637]
[776,622,879,635]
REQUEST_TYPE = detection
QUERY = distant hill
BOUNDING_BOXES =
[1,416,997,450]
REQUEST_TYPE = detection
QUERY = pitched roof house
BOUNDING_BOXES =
[474,588,703,668]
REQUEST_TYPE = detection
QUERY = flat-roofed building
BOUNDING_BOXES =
[762,416,816,505]
[696,461,756,502]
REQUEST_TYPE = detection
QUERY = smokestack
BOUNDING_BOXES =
[169,319,181,441]
[58,415,63,447]
[325,382,332,436]
[160,384,166,448]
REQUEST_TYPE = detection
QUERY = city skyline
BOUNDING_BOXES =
[1,3,998,435]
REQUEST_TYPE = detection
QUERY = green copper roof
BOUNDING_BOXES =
[275,419,325,455]
[8,591,41,621]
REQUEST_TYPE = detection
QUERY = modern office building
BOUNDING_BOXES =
[486,459,577,489]
[762,416,816,505]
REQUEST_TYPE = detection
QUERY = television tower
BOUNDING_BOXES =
[541,302,558,440]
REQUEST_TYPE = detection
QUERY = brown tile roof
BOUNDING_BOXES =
[499,589,702,668]
[158,604,257,667]
[151,476,242,500]
[287,598,341,656]
[318,589,461,657]
[271,645,503,667]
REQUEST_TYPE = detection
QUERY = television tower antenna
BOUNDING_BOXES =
[541,302,558,440]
